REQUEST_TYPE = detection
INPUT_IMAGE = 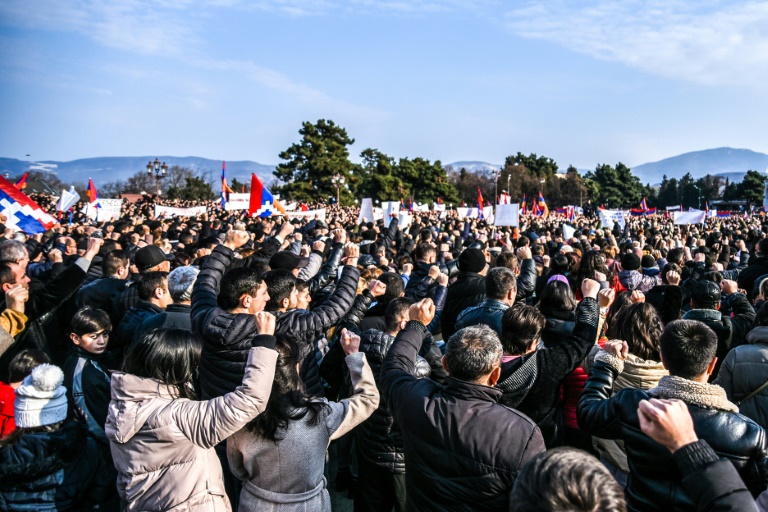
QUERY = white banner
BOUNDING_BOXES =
[494,203,519,227]
[666,205,682,212]
[414,203,430,212]
[381,201,400,220]
[458,206,493,220]
[433,203,446,212]
[85,199,123,222]
[562,223,576,240]
[56,187,80,212]
[599,209,627,230]
[285,208,326,222]
[673,210,706,225]
[398,212,412,228]
[154,205,207,217]
[222,192,250,211]
[358,198,374,224]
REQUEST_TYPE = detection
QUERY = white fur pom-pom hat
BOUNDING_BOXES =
[14,363,68,428]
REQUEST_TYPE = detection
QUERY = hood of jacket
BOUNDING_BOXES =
[747,326,768,345]
[108,371,179,444]
[615,354,667,391]
[618,270,643,290]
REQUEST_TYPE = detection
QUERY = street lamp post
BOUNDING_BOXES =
[146,158,168,196]
[331,174,345,205]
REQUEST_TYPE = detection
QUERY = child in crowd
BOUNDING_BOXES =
[0,349,50,438]
[0,363,118,510]
[63,306,114,445]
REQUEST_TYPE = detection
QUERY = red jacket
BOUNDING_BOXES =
[0,381,16,437]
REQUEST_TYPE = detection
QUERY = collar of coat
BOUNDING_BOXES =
[444,376,503,403]
[648,375,738,413]
[682,308,722,322]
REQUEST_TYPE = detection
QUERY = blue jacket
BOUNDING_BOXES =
[455,299,510,335]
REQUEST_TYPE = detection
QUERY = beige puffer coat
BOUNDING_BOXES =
[106,346,278,511]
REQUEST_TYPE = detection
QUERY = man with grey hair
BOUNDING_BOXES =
[380,298,545,511]
[135,265,199,336]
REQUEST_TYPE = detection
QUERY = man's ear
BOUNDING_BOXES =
[281,297,290,309]
[241,294,252,309]
[706,357,718,377]
[441,355,449,374]
[1,283,12,293]
[487,365,502,387]
[715,302,721,311]
[70,333,81,346]
[659,351,668,370]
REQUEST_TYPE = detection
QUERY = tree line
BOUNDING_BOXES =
[7,118,767,209]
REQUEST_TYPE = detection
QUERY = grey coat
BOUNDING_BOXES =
[228,352,379,512]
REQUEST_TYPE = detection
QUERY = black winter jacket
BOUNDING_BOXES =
[739,255,768,301]
[355,329,430,474]
[192,244,277,399]
[682,292,755,379]
[116,300,164,347]
[381,324,545,511]
[440,271,485,341]
[75,276,128,325]
[0,259,90,379]
[579,359,768,512]
[0,421,118,511]
[515,258,537,304]
[674,440,758,512]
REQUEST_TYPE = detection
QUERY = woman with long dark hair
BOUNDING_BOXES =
[106,318,278,512]
[228,328,379,511]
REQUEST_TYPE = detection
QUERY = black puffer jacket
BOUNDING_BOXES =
[356,329,432,474]
[739,255,768,301]
[441,271,485,341]
[0,421,118,511]
[381,324,545,511]
[192,245,274,399]
[275,264,360,395]
[579,359,768,512]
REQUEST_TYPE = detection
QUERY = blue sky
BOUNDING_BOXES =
[1,0,767,170]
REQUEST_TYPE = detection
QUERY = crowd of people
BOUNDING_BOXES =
[0,191,767,511]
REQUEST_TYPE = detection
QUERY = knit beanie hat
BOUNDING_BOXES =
[621,253,641,271]
[459,248,487,273]
[14,364,68,428]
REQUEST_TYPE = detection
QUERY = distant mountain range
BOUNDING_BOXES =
[445,148,768,186]
[0,156,276,187]
[631,147,768,185]
[1,148,766,191]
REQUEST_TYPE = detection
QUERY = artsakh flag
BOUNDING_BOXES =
[88,178,101,208]
[0,175,57,234]
[477,186,485,220]
[249,173,286,218]
[221,161,234,209]
[14,172,28,190]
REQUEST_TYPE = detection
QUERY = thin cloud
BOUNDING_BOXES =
[0,0,200,57]
[503,0,768,86]
[191,58,390,120]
